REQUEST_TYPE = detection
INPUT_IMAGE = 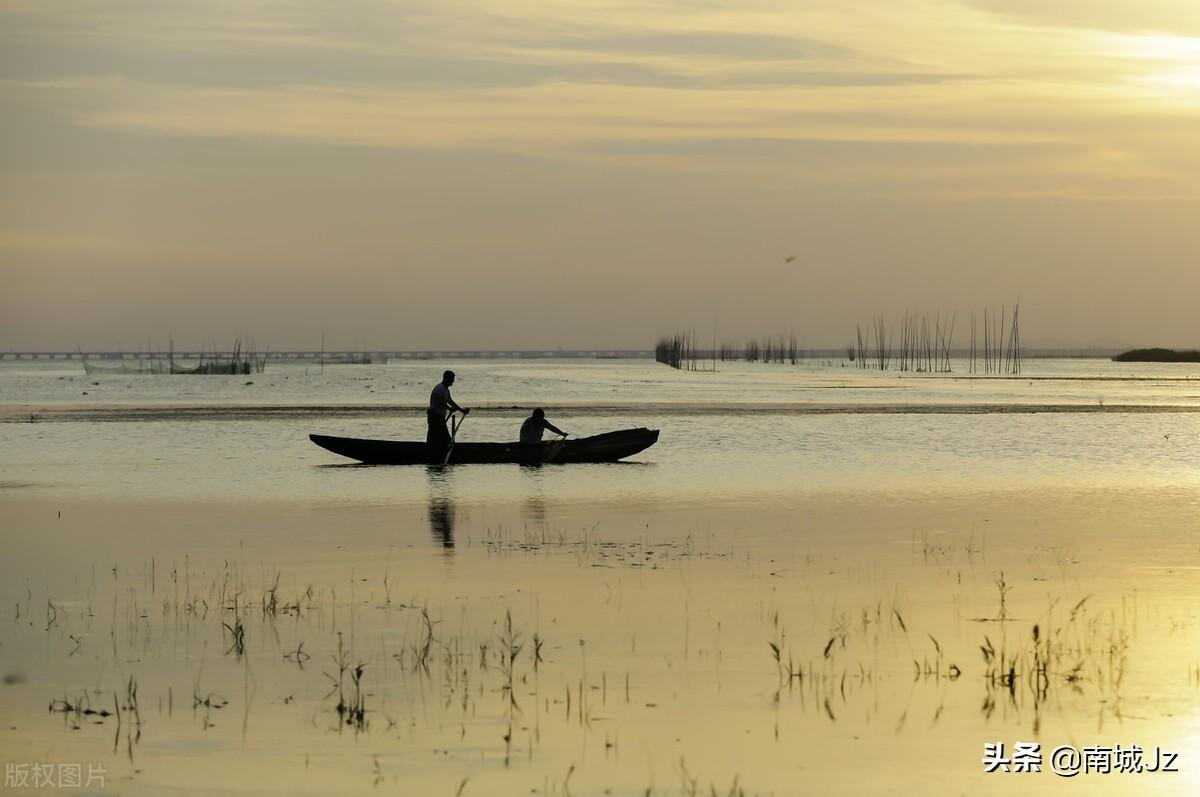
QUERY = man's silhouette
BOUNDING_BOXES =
[520,408,565,444]
[428,370,468,454]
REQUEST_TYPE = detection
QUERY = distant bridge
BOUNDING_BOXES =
[0,350,654,362]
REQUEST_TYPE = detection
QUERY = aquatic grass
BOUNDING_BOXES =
[972,583,1132,722]
[284,641,312,667]
[20,528,1182,796]
[326,632,367,730]
[49,690,113,729]
[222,617,246,656]
[498,611,525,708]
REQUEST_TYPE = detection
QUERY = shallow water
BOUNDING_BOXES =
[1,358,1199,795]
[3,358,1199,503]
[5,356,1200,412]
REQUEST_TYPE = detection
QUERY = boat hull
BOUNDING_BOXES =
[310,428,660,465]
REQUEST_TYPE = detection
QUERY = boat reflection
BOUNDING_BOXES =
[519,463,549,534]
[425,466,456,550]
[429,496,456,549]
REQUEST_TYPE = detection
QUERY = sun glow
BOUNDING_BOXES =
[1107,32,1200,61]
[1145,64,1200,90]
[1103,32,1200,99]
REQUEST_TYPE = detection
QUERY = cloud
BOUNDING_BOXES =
[3,2,1200,273]
[505,29,850,61]
[0,2,933,93]
[962,0,1200,36]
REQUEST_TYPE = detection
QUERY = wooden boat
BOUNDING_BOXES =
[310,427,659,465]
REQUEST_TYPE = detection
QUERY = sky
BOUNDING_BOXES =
[2,0,1198,351]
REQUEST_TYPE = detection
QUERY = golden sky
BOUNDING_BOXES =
[2,0,1198,349]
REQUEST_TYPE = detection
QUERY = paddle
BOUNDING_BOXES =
[442,411,464,466]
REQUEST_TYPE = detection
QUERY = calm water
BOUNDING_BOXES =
[2,357,1199,795]
[3,357,1199,502]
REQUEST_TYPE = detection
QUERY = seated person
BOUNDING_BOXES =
[520,408,566,444]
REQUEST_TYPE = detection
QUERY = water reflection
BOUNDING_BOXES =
[519,464,548,534]
[425,466,456,550]
[522,495,546,525]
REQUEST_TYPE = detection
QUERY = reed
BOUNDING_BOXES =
[326,632,367,730]
[659,331,805,366]
[969,303,1022,374]
[654,331,712,371]
[848,303,1023,372]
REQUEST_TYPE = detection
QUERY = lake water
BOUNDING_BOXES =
[1,357,1198,795]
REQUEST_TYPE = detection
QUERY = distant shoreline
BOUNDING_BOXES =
[1112,348,1200,363]
[0,348,1170,362]
[6,400,1200,425]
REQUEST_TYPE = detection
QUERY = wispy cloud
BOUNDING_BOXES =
[3,2,1200,200]
[962,0,1200,37]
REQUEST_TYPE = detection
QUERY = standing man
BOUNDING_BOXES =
[428,370,469,455]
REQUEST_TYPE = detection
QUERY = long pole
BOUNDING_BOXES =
[442,412,463,466]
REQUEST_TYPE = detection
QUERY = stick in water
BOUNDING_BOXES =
[442,412,463,466]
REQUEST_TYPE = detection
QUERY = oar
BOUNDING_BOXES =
[442,412,464,466]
